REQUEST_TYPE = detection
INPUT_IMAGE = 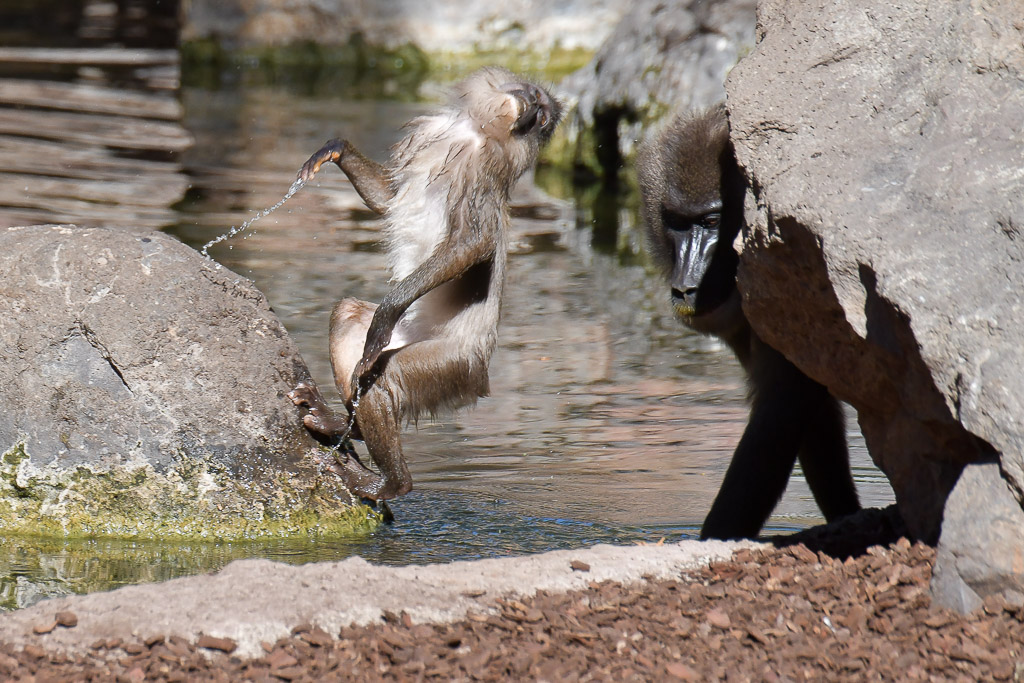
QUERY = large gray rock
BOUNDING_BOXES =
[560,0,755,175]
[0,225,367,539]
[725,0,1024,608]
[931,460,1024,613]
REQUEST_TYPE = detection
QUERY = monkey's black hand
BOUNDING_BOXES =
[299,139,348,182]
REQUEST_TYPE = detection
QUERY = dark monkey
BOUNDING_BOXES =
[289,67,561,501]
[636,105,860,539]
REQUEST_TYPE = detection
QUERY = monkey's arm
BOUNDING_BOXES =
[353,216,498,385]
[299,139,394,215]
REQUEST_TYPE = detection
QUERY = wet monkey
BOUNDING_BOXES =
[289,67,562,501]
[636,104,860,539]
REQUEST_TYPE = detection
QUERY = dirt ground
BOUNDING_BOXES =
[1,510,1020,681]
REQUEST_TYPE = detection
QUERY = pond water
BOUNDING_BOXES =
[167,83,896,549]
[0,61,895,611]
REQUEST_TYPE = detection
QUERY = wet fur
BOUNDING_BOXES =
[291,67,561,500]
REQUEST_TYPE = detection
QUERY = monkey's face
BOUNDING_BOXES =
[638,106,746,335]
[506,82,562,143]
[451,67,562,157]
[658,192,742,331]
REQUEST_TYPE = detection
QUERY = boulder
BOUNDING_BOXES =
[559,0,756,176]
[725,0,1024,609]
[0,225,369,539]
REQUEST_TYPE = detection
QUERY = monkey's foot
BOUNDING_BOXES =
[289,382,359,438]
[316,447,402,502]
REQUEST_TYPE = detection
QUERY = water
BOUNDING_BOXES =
[164,81,895,544]
[200,176,307,256]
[0,54,896,610]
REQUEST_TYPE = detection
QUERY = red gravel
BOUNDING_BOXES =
[1,537,1021,681]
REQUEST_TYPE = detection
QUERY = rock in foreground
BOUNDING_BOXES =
[726,0,1024,609]
[0,225,367,539]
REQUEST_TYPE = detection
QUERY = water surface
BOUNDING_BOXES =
[168,83,895,544]
[0,73,895,611]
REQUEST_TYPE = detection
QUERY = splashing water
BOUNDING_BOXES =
[201,176,308,257]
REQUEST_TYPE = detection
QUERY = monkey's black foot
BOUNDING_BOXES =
[323,451,389,501]
[316,446,412,502]
[289,382,361,439]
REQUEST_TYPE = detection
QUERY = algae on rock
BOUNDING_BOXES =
[0,225,374,541]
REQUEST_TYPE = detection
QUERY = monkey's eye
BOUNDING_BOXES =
[661,208,692,233]
[700,213,722,230]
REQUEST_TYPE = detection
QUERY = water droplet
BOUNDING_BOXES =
[201,176,307,258]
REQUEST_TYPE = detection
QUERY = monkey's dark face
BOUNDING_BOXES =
[638,106,746,336]
[506,82,562,143]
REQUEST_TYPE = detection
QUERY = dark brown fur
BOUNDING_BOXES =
[290,67,561,501]
[637,105,860,539]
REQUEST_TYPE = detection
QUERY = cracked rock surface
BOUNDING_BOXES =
[0,224,356,539]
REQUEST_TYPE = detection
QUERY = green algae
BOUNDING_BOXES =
[0,442,382,541]
[424,45,593,82]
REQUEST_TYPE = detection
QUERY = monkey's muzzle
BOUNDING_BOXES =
[506,83,561,140]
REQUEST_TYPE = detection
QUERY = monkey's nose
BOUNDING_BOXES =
[510,97,542,134]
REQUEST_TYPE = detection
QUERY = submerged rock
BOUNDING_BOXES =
[0,224,373,540]
[726,0,1024,609]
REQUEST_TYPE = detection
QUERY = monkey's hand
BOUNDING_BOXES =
[353,292,406,386]
[298,139,348,182]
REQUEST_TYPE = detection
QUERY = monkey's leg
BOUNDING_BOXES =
[700,342,819,540]
[699,392,804,540]
[346,381,413,501]
[347,338,490,501]
[288,298,372,437]
[291,297,407,438]
[298,139,394,215]
[797,394,860,522]
[329,298,379,403]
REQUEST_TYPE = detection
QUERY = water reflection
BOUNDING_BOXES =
[0,73,896,609]
[169,81,896,537]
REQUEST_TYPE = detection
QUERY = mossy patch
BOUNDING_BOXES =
[425,46,593,83]
[0,443,382,541]
[0,531,376,611]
